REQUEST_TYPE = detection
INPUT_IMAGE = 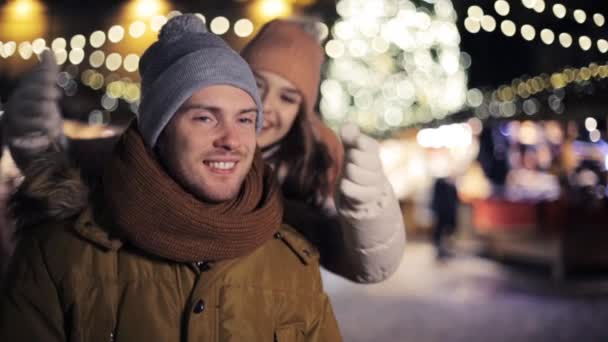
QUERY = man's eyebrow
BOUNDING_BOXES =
[179,104,257,115]
[178,104,219,112]
[239,107,258,114]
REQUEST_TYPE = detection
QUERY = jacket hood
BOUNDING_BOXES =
[10,151,90,231]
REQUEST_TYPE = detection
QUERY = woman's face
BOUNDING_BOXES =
[254,70,303,149]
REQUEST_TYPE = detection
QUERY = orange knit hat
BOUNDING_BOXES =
[241,19,324,120]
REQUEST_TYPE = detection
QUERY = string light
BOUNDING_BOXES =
[552,4,566,19]
[150,15,167,32]
[210,16,230,35]
[51,37,66,52]
[559,33,572,48]
[18,42,33,60]
[540,28,554,45]
[532,0,545,13]
[494,0,510,16]
[68,48,85,65]
[598,39,608,53]
[105,52,122,71]
[234,18,254,37]
[481,15,497,32]
[108,25,125,43]
[89,50,105,68]
[54,50,67,65]
[31,38,46,54]
[464,17,481,34]
[579,36,592,51]
[594,14,605,27]
[467,5,484,20]
[70,34,86,49]
[1,41,16,58]
[129,21,147,38]
[574,9,587,24]
[521,24,535,41]
[90,31,106,48]
[324,0,467,132]
[123,54,140,72]
[475,60,608,120]
[500,20,516,37]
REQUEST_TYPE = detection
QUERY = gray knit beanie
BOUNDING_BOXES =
[138,14,263,147]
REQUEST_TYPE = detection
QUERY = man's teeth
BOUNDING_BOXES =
[208,162,236,170]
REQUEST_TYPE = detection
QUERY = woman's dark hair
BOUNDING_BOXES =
[272,109,334,208]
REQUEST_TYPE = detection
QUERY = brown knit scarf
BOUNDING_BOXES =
[102,128,283,262]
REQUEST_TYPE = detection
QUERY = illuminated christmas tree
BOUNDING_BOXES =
[321,0,468,135]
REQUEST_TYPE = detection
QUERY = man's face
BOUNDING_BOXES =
[157,85,258,202]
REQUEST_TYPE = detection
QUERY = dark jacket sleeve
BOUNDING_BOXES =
[67,135,122,180]
[0,233,65,341]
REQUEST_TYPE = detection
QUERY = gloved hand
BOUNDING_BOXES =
[4,50,65,170]
[335,122,405,283]
[338,123,391,214]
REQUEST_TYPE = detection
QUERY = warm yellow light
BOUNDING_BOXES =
[89,50,105,68]
[325,39,345,58]
[494,0,510,16]
[107,81,125,98]
[18,41,33,59]
[69,48,84,65]
[464,17,481,34]
[540,28,554,44]
[106,53,123,71]
[51,38,66,52]
[598,39,608,53]
[553,4,566,19]
[210,17,230,35]
[256,0,292,21]
[467,5,483,19]
[1,41,16,58]
[123,53,140,72]
[54,49,67,65]
[90,73,105,90]
[123,83,141,102]
[579,36,592,51]
[6,0,39,18]
[315,22,329,41]
[594,14,605,27]
[481,15,496,32]
[558,32,572,48]
[150,15,167,32]
[31,38,46,54]
[70,34,86,49]
[534,0,545,13]
[500,20,516,37]
[590,129,601,143]
[2,0,47,42]
[90,31,106,48]
[108,25,125,43]
[129,20,147,38]
[574,9,587,24]
[521,24,536,41]
[585,117,598,132]
[133,0,163,18]
[234,18,254,38]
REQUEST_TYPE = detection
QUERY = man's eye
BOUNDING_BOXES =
[239,117,255,124]
[194,116,212,122]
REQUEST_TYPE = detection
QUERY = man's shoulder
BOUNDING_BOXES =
[222,224,323,293]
